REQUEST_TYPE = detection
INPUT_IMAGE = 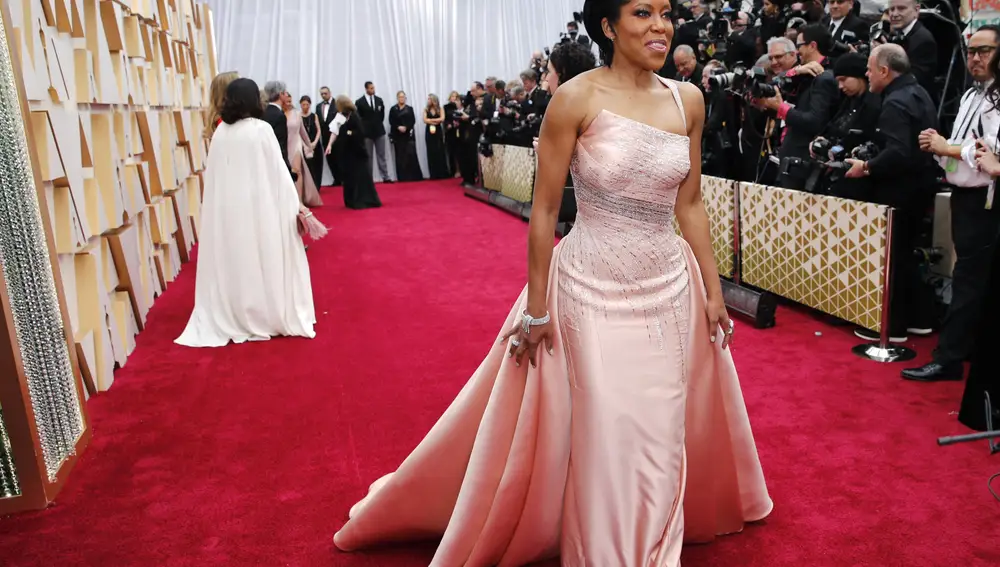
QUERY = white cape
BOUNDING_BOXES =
[176,118,316,347]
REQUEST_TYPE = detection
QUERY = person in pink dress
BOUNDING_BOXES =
[332,1,773,565]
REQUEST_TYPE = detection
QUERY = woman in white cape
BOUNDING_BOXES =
[176,78,316,348]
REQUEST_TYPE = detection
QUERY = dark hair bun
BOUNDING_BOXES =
[583,0,628,66]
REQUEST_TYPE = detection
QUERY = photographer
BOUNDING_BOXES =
[844,45,940,342]
[810,52,881,199]
[902,26,1000,382]
[883,0,937,99]
[758,23,841,191]
[825,0,870,55]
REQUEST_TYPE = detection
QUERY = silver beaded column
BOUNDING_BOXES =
[0,408,18,497]
[0,12,85,483]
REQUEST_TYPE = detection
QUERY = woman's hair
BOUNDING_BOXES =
[335,94,357,114]
[205,71,239,138]
[300,95,312,104]
[549,41,598,85]
[426,94,441,110]
[221,78,265,124]
[448,90,462,104]
[583,0,630,66]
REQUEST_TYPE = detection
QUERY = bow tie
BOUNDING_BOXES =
[974,82,987,94]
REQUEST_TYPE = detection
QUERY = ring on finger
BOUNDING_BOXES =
[511,337,521,348]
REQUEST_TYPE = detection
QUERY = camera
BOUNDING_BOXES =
[830,29,870,58]
[478,134,494,158]
[708,66,778,100]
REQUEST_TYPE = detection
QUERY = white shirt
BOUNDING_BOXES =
[321,102,329,121]
[901,18,918,38]
[368,95,376,109]
[948,84,994,188]
[829,17,844,36]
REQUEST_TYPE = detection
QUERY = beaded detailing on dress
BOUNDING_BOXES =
[557,92,694,377]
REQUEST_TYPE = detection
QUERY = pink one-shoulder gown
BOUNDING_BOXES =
[333,77,773,566]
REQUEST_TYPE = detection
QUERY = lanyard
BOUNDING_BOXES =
[954,89,985,143]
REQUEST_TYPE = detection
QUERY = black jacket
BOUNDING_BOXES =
[900,21,938,102]
[315,100,338,142]
[824,13,870,45]
[778,66,841,163]
[388,104,417,142]
[866,74,940,207]
[355,94,387,139]
[262,103,292,176]
[524,87,549,117]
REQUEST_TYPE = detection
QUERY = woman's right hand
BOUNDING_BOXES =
[500,313,555,368]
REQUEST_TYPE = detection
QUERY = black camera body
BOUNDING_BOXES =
[708,66,786,101]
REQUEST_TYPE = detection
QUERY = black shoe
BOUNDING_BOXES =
[901,362,963,382]
[854,327,908,343]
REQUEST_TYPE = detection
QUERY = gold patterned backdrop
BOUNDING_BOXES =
[479,144,505,191]
[739,183,889,331]
[672,176,735,278]
[500,146,535,203]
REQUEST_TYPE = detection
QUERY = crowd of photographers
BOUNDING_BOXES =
[665,0,1000,388]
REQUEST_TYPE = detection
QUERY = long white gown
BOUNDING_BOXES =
[176,118,316,347]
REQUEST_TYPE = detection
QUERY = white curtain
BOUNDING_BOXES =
[206,0,587,179]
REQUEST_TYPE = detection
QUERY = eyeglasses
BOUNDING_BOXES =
[768,52,795,61]
[968,46,997,59]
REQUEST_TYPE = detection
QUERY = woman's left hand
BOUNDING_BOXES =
[706,297,734,349]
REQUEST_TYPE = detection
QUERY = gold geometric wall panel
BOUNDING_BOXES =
[479,144,506,192]
[500,146,534,204]
[8,0,217,392]
[739,183,889,332]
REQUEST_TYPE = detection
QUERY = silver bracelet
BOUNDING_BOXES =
[520,309,551,335]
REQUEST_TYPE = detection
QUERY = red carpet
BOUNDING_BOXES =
[0,180,997,566]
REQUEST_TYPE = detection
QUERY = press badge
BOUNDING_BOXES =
[944,157,958,173]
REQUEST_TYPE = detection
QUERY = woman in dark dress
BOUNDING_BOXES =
[388,91,424,182]
[423,94,451,179]
[443,91,465,178]
[325,95,381,210]
[300,95,323,190]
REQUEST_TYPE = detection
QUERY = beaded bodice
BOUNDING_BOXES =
[557,78,693,352]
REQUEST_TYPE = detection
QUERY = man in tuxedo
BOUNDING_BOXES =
[315,86,340,185]
[824,0,870,46]
[356,81,394,183]
[886,0,938,100]
[262,80,295,181]
[673,45,704,92]
[519,69,549,118]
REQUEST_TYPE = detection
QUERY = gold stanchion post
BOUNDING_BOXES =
[852,207,917,362]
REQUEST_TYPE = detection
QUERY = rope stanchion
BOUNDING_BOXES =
[852,207,917,363]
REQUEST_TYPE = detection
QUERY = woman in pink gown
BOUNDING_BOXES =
[285,97,323,208]
[333,2,772,565]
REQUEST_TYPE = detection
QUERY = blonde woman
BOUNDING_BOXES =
[423,94,450,179]
[204,71,239,140]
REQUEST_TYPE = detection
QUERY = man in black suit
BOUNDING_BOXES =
[355,81,394,183]
[758,24,841,191]
[823,0,870,46]
[519,69,549,118]
[672,45,704,92]
[886,0,938,101]
[315,86,340,185]
[262,80,295,182]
